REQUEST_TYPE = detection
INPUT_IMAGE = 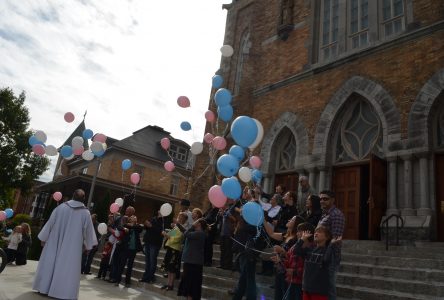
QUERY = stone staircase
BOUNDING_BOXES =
[90,240,444,300]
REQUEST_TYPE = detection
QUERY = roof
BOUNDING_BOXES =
[112,125,190,168]
[60,120,89,150]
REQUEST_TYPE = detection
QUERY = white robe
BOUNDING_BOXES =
[32,200,98,300]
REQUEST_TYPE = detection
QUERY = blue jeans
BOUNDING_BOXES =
[232,253,257,300]
[141,244,160,282]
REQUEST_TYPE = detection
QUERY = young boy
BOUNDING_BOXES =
[295,225,342,300]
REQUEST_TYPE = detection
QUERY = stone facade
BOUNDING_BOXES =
[192,0,444,241]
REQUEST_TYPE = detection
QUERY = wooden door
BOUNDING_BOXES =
[369,155,387,240]
[274,173,299,194]
[333,166,360,240]
[436,154,444,242]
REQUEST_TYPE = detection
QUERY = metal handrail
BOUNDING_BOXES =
[381,214,404,251]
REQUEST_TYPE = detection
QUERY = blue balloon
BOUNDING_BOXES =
[28,136,43,146]
[252,169,263,183]
[217,154,240,177]
[83,129,94,140]
[229,145,245,161]
[121,159,132,170]
[217,105,233,122]
[242,201,264,226]
[221,177,242,199]
[212,75,224,89]
[93,149,105,157]
[231,116,258,148]
[5,208,13,219]
[180,121,192,131]
[214,88,232,107]
[60,145,73,158]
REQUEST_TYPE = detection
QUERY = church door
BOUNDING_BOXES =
[274,173,299,194]
[333,166,361,240]
[436,154,444,241]
[368,155,387,240]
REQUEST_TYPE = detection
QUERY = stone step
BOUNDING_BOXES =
[340,262,444,282]
[341,252,444,270]
[336,272,444,297]
[337,283,434,300]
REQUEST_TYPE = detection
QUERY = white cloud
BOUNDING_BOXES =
[0,0,230,182]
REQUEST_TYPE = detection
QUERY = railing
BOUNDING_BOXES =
[381,214,404,251]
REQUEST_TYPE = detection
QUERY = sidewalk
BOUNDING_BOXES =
[0,260,175,300]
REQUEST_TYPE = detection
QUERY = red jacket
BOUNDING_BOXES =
[284,244,304,284]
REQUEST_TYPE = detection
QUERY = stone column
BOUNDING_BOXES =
[401,154,415,216]
[386,157,399,215]
[417,153,432,216]
[263,176,272,194]
[307,167,317,193]
[318,166,326,192]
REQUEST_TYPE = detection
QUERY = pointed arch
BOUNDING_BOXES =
[408,68,444,150]
[312,76,401,165]
[260,112,309,174]
[234,29,251,95]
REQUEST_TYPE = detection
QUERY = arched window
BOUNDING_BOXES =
[435,94,444,148]
[275,128,297,171]
[234,31,250,95]
[335,97,382,162]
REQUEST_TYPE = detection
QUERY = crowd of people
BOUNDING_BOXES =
[3,176,345,300]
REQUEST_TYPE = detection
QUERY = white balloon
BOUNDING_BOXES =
[102,143,107,151]
[72,136,84,147]
[82,150,94,161]
[160,203,173,217]
[248,119,264,150]
[115,198,124,207]
[97,223,108,235]
[220,45,234,57]
[45,145,58,156]
[90,141,104,153]
[35,130,47,143]
[190,142,203,155]
[238,167,252,183]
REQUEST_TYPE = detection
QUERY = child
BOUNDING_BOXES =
[97,241,113,280]
[295,225,342,300]
[16,223,31,265]
[3,225,22,263]
[281,222,315,300]
[177,218,207,300]
[160,212,187,291]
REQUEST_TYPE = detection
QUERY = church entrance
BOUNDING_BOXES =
[274,172,299,195]
[332,155,387,240]
[436,154,444,242]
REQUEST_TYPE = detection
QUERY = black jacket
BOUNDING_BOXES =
[143,217,164,248]
[300,210,323,227]
[276,204,298,232]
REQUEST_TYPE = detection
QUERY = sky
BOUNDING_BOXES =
[0,0,230,182]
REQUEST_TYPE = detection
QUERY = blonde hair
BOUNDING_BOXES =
[192,208,203,220]
[21,223,31,235]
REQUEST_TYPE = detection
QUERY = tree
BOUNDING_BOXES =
[0,88,49,209]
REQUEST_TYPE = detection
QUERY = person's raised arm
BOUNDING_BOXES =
[263,221,284,241]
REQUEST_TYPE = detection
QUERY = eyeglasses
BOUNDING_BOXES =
[320,197,330,201]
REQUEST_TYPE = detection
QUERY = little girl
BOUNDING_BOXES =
[3,225,22,263]
[16,223,31,265]
[295,225,342,300]
[97,241,112,280]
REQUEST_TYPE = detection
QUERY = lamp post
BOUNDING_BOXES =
[87,157,101,210]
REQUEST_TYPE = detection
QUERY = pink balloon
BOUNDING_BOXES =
[212,136,227,150]
[110,203,120,214]
[93,133,107,143]
[208,185,227,208]
[53,192,62,202]
[73,146,84,156]
[164,161,175,172]
[0,211,6,221]
[160,137,170,150]
[204,133,214,144]
[32,144,46,156]
[177,96,190,108]
[64,112,75,123]
[205,110,215,123]
[249,156,262,169]
[130,172,140,185]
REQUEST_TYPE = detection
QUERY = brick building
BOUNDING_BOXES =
[192,0,444,241]
[33,121,191,222]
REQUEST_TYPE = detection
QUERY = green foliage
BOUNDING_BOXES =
[13,213,31,226]
[93,190,112,223]
[0,88,50,209]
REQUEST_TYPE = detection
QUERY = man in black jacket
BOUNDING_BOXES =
[139,211,164,283]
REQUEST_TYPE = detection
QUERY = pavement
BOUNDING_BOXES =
[0,260,175,300]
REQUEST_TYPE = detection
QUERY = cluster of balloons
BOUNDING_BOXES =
[0,208,14,221]
[109,197,124,214]
[29,112,108,162]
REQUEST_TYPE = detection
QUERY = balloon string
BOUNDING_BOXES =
[230,236,274,255]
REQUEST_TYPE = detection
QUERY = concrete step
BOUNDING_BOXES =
[340,262,444,282]
[336,272,444,297]
[337,283,437,300]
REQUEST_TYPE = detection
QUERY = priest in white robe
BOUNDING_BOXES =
[33,189,98,300]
